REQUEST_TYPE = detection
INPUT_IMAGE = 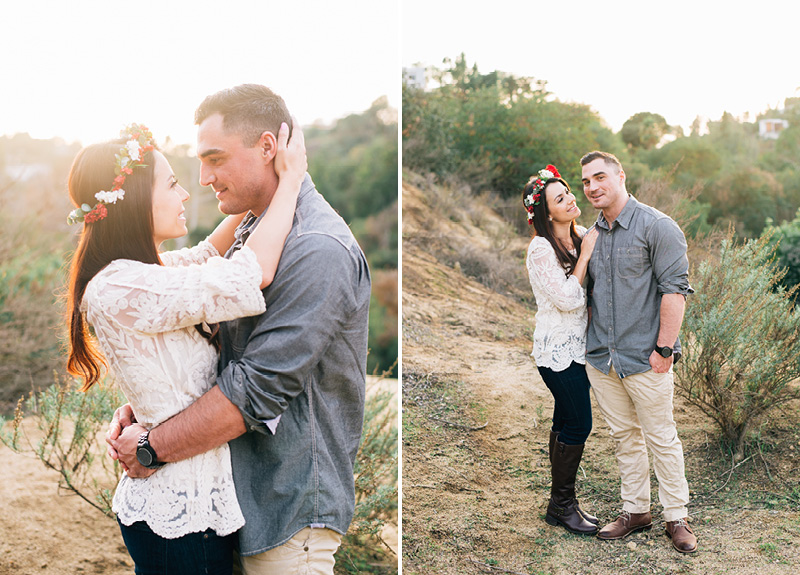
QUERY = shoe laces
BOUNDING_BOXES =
[672,518,688,528]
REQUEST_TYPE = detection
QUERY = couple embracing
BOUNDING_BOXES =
[523,152,697,554]
[65,84,371,574]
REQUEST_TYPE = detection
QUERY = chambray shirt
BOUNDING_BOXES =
[216,174,371,555]
[586,195,693,378]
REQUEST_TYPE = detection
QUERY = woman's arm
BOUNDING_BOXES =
[571,226,598,285]
[243,121,307,289]
[206,212,249,256]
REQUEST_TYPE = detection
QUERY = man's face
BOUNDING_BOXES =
[581,158,626,212]
[197,113,269,215]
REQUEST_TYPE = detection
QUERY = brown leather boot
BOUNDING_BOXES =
[548,431,598,525]
[597,510,652,540]
[545,441,597,535]
[665,518,697,553]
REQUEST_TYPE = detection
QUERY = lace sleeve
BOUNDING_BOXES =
[527,238,585,312]
[84,246,265,334]
[159,240,219,267]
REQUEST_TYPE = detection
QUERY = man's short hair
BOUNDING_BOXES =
[580,150,622,172]
[195,84,292,147]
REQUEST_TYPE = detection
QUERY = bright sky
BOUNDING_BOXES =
[1,0,399,147]
[402,0,800,133]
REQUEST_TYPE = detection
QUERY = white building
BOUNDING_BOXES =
[403,66,426,90]
[758,118,789,140]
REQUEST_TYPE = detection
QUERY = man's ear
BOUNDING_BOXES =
[619,168,626,186]
[259,131,278,163]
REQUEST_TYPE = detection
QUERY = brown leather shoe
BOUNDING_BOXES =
[665,518,697,553]
[597,510,652,540]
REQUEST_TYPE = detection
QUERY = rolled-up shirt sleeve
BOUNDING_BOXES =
[649,217,694,297]
[217,234,362,434]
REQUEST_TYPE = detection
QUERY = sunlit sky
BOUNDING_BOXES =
[1,0,399,147]
[402,0,799,133]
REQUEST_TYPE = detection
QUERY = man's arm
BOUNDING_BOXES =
[109,232,364,476]
[111,386,246,477]
[649,293,686,373]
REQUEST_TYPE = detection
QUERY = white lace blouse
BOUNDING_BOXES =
[80,240,266,539]
[526,231,588,372]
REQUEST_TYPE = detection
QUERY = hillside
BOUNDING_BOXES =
[401,173,800,574]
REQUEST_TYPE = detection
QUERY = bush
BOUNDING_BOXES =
[674,232,800,459]
[0,374,125,515]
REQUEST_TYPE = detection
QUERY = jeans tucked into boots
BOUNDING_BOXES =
[545,440,597,535]
[548,431,598,525]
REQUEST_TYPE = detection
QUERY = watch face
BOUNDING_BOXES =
[137,447,154,467]
[659,347,672,357]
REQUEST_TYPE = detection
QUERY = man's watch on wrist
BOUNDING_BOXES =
[655,345,673,358]
[136,430,165,469]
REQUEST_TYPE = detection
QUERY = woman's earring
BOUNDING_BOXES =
[548,216,553,221]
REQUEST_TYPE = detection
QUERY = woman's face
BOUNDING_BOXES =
[151,151,189,246]
[545,180,580,224]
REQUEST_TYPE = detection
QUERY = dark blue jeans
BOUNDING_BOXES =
[118,518,236,575]
[537,361,593,445]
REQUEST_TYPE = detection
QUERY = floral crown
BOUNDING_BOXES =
[68,123,155,225]
[522,164,561,224]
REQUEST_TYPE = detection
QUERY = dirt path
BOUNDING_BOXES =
[0,433,131,575]
[401,181,800,575]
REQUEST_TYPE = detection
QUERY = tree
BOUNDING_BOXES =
[764,208,800,293]
[621,112,670,150]
[706,166,786,237]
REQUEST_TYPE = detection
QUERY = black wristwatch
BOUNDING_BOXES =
[136,430,165,469]
[655,345,673,358]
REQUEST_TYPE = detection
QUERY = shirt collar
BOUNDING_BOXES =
[595,194,637,230]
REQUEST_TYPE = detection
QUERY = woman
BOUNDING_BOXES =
[523,164,599,535]
[65,122,306,574]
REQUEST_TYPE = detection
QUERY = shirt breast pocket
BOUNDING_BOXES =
[616,246,647,279]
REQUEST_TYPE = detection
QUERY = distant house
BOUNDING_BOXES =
[403,66,426,90]
[758,118,789,140]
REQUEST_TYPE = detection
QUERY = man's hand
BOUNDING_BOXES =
[649,350,674,374]
[111,422,158,478]
[106,403,136,460]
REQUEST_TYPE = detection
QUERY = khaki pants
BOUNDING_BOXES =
[586,363,690,522]
[233,527,342,575]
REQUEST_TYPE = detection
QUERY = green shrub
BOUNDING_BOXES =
[675,233,800,458]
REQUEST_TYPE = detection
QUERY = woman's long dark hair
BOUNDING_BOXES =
[66,142,219,391]
[523,176,583,276]
[66,141,161,390]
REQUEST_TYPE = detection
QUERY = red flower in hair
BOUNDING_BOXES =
[546,164,561,178]
[84,204,108,223]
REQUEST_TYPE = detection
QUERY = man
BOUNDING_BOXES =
[580,151,697,554]
[108,84,371,574]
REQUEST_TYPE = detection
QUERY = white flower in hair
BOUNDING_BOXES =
[540,169,554,180]
[95,189,126,204]
[525,193,534,206]
[126,139,143,161]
